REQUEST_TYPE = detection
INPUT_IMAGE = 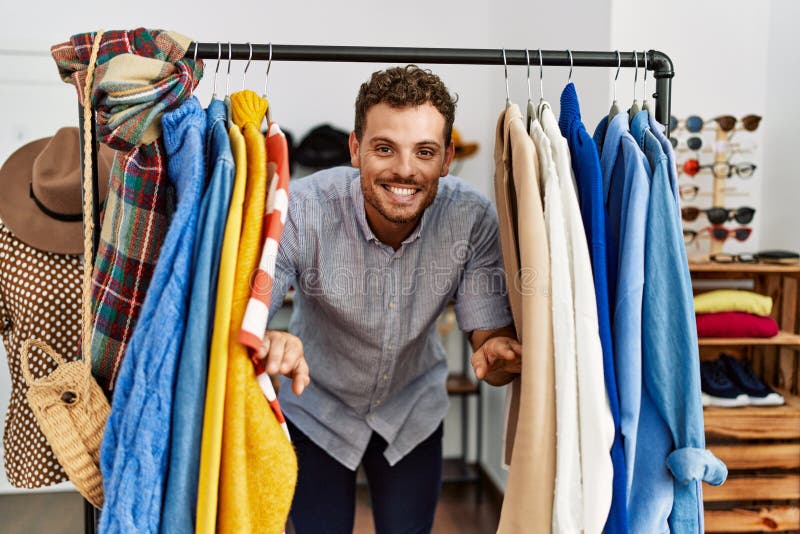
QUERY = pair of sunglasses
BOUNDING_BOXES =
[669,114,762,133]
[680,159,757,179]
[669,136,703,152]
[679,184,700,201]
[710,252,758,264]
[684,226,752,245]
[681,206,756,225]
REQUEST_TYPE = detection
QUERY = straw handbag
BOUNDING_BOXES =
[19,30,109,509]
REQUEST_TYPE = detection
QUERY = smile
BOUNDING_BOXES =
[382,184,419,197]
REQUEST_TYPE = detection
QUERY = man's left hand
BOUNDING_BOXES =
[470,336,522,386]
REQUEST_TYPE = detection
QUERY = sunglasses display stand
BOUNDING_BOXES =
[709,125,733,257]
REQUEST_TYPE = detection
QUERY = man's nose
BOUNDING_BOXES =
[391,152,417,179]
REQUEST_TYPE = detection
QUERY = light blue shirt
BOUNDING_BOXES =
[269,167,512,470]
[161,99,235,534]
[630,111,726,533]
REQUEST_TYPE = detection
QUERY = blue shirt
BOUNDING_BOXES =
[269,167,513,470]
[161,99,235,534]
[630,112,726,533]
[99,97,207,533]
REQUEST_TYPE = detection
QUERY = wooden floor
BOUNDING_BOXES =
[354,482,500,534]
[0,481,500,533]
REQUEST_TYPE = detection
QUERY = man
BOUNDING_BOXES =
[258,65,521,533]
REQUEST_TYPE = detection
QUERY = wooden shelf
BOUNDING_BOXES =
[698,330,800,346]
[705,506,800,533]
[447,373,479,395]
[704,474,800,503]
[690,261,800,274]
[708,443,800,470]
[704,392,800,440]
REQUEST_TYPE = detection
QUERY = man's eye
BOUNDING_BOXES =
[418,149,434,157]
[377,146,392,154]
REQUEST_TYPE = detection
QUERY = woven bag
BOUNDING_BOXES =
[19,30,109,509]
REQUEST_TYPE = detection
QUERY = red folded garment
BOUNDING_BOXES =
[696,311,779,338]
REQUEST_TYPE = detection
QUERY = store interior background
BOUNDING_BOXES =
[0,0,797,521]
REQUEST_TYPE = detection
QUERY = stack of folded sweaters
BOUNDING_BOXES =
[694,289,779,338]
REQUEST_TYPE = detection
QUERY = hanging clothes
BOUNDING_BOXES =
[218,90,297,534]
[161,98,235,534]
[530,108,582,532]
[195,108,249,534]
[99,96,207,533]
[495,103,556,534]
[630,111,726,533]
[51,29,202,393]
[541,103,614,534]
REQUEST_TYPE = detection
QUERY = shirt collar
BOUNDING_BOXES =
[350,174,430,247]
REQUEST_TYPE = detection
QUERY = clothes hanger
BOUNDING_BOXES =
[608,50,621,120]
[502,48,511,109]
[535,49,549,121]
[642,50,652,115]
[525,49,535,132]
[263,42,273,123]
[241,42,253,92]
[629,50,641,122]
[225,42,233,128]
[210,42,221,103]
[189,43,198,100]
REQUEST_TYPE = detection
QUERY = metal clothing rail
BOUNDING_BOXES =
[79,43,675,534]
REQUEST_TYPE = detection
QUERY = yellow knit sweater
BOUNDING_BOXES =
[218,90,297,533]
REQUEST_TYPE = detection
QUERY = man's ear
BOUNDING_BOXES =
[349,131,361,168]
[440,139,456,177]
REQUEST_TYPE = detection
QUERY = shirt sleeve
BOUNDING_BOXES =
[454,200,514,333]
[267,197,301,324]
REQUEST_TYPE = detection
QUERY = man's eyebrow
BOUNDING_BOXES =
[416,139,442,148]
[368,136,397,145]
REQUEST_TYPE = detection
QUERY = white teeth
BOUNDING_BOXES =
[387,186,416,196]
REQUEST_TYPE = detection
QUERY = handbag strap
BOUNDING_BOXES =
[20,338,67,386]
[79,30,104,370]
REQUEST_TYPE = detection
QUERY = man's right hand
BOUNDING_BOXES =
[257,330,311,396]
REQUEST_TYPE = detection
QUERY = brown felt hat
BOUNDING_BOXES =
[0,127,114,254]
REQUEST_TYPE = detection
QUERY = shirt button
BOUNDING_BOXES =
[375,400,382,406]
[387,344,393,350]
[388,301,396,310]
[383,374,389,381]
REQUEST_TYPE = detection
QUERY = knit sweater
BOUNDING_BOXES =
[99,96,206,533]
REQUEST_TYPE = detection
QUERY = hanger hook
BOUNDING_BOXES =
[538,49,544,101]
[502,48,510,103]
[633,50,638,101]
[567,49,573,83]
[242,42,253,90]
[613,50,620,102]
[263,42,273,97]
[226,42,232,96]
[212,42,221,98]
[525,49,532,102]
[643,50,648,100]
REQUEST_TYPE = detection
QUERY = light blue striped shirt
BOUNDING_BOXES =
[269,166,512,469]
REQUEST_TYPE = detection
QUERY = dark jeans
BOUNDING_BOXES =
[287,419,443,534]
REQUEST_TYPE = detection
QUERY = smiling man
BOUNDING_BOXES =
[260,65,520,533]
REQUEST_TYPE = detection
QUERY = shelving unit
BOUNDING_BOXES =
[691,261,800,533]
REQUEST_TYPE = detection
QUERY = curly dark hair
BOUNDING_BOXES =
[354,65,457,145]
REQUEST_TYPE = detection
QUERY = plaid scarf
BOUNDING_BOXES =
[51,29,203,392]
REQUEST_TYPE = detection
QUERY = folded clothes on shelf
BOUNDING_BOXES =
[696,311,779,338]
[694,289,773,317]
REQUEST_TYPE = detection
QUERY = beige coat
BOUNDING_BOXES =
[494,104,556,534]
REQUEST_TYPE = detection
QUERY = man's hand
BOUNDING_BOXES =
[257,330,310,395]
[469,333,522,387]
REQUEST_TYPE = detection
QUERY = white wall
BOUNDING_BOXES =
[759,0,800,252]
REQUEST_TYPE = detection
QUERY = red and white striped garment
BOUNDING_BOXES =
[239,121,291,438]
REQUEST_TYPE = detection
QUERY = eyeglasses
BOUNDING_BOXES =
[684,226,753,245]
[710,252,758,264]
[681,206,756,225]
[669,136,704,152]
[679,159,757,178]
[669,114,762,133]
[679,184,699,201]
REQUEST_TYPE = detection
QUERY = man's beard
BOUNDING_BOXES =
[361,176,439,224]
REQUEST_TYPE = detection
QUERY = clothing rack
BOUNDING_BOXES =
[77,44,674,534]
